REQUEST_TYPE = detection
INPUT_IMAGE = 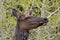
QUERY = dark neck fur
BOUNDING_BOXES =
[14,23,29,40]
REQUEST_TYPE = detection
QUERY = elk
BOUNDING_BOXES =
[11,9,48,40]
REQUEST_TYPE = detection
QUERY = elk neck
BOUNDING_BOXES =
[14,21,29,40]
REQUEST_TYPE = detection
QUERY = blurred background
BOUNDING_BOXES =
[0,0,60,40]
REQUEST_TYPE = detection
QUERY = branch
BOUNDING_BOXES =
[45,10,51,14]
[47,7,60,18]
[30,0,34,10]
[27,0,34,15]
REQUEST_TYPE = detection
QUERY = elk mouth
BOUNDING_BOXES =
[39,22,47,26]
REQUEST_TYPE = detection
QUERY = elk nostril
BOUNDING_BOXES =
[44,18,48,23]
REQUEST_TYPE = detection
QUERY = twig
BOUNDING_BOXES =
[45,10,51,14]
[47,7,60,18]
[30,0,34,10]
[27,0,34,15]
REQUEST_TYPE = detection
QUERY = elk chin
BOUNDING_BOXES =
[43,23,47,26]
[38,23,44,26]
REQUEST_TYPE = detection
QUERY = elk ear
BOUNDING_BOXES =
[12,9,19,18]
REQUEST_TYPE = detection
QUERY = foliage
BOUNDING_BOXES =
[0,0,60,40]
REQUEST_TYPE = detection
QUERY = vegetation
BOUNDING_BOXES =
[0,0,60,40]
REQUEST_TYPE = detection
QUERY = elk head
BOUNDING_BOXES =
[12,9,48,30]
